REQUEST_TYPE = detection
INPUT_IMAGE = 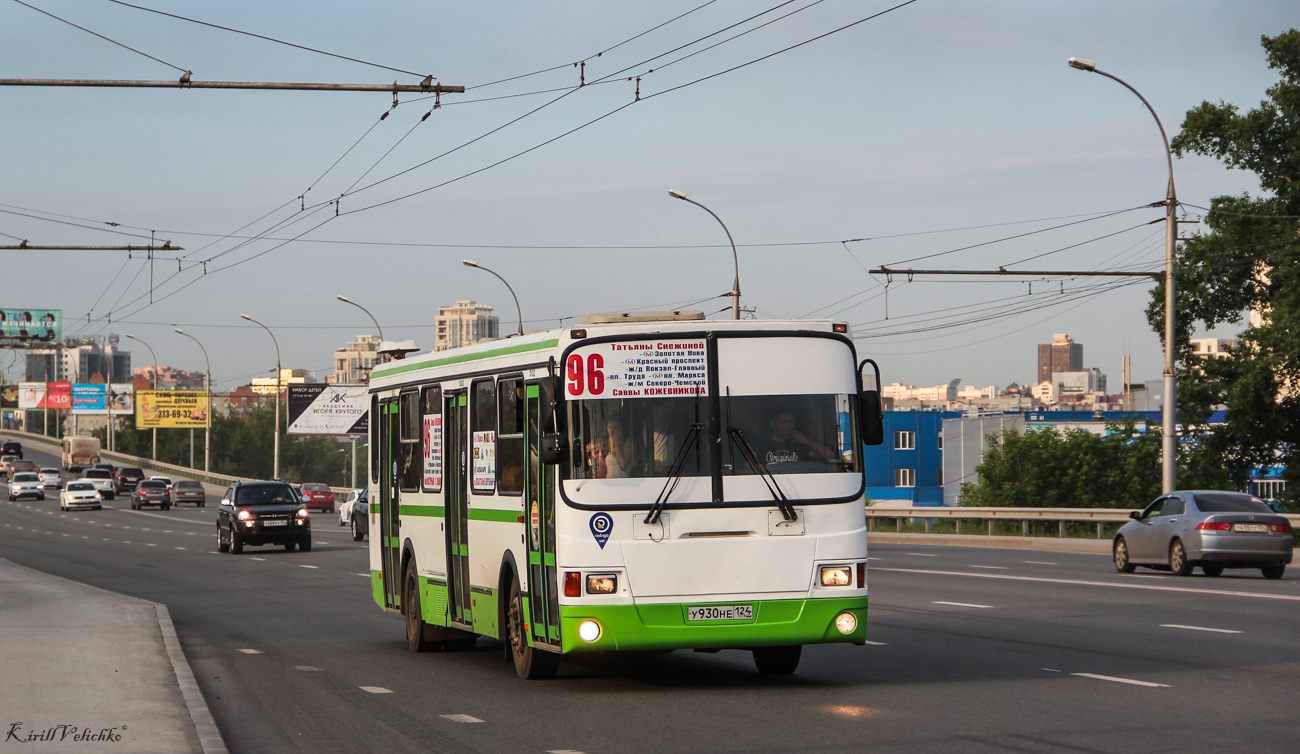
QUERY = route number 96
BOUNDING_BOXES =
[566,353,604,396]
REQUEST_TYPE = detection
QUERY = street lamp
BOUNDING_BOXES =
[1069,57,1179,494]
[462,260,524,336]
[668,189,741,320]
[173,327,211,473]
[336,295,386,378]
[125,333,158,461]
[240,314,282,480]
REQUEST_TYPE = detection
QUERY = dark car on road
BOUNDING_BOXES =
[171,479,206,507]
[217,481,311,554]
[350,488,368,541]
[1,441,23,459]
[300,482,335,513]
[131,479,171,510]
[115,467,145,494]
[1114,491,1294,579]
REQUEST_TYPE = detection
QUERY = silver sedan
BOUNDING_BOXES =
[1114,491,1294,579]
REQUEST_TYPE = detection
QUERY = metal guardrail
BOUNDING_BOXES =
[866,505,1300,539]
[0,429,358,499]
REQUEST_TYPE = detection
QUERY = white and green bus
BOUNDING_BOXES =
[366,311,884,678]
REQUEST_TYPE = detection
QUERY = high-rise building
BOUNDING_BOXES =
[330,334,381,383]
[1037,333,1082,384]
[25,336,131,382]
[435,300,499,351]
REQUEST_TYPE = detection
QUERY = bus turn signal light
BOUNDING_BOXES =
[564,571,581,597]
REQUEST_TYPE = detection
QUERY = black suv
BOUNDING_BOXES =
[217,481,311,554]
[0,441,22,459]
[115,467,145,493]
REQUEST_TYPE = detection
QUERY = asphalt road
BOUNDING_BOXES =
[3,443,1299,753]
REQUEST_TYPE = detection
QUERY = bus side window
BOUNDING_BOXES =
[421,385,442,492]
[471,379,497,494]
[370,395,380,484]
[497,377,524,495]
[398,391,421,492]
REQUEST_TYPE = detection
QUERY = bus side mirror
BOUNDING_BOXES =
[859,389,884,446]
[540,434,569,465]
[857,358,885,446]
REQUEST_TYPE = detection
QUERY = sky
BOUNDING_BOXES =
[0,1,1293,392]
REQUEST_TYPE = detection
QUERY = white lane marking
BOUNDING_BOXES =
[300,565,319,569]
[547,750,587,754]
[866,557,883,561]
[906,553,937,557]
[207,551,219,555]
[873,567,1300,602]
[145,543,156,547]
[80,536,88,539]
[1161,624,1242,634]
[1072,673,1168,688]
[970,565,1007,570]
[864,640,887,646]
[295,666,322,671]
[123,540,133,544]
[356,573,370,577]
[441,714,483,724]
[1023,561,1058,566]
[250,557,266,561]
[934,601,993,609]
[175,547,186,550]
[360,686,392,694]
[61,533,69,537]
[237,648,263,654]
[1042,668,1062,673]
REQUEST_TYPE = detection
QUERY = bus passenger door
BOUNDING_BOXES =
[444,392,472,627]
[380,399,402,611]
[526,384,561,647]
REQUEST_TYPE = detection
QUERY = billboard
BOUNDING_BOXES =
[69,383,135,415]
[0,385,16,409]
[135,390,209,428]
[47,382,71,410]
[287,384,368,435]
[0,309,61,343]
[18,382,46,409]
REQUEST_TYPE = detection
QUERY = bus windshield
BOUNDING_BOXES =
[569,396,709,480]
[724,393,857,475]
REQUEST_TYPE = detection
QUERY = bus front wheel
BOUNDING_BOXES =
[405,562,433,652]
[753,645,802,676]
[508,576,558,680]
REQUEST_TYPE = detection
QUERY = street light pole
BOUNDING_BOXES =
[462,260,524,336]
[668,190,741,320]
[125,333,159,461]
[1069,57,1178,493]
[173,328,212,473]
[241,314,282,480]
[336,295,386,378]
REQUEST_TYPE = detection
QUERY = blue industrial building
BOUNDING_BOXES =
[862,411,957,506]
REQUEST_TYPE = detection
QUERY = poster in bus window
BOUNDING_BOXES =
[471,431,495,492]
[564,340,709,399]
[423,415,442,490]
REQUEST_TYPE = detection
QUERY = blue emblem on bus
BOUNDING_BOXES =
[589,512,613,549]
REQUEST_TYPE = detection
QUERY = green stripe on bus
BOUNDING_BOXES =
[400,505,446,517]
[467,508,522,523]
[371,339,559,379]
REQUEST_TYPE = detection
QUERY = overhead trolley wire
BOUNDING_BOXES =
[13,0,188,73]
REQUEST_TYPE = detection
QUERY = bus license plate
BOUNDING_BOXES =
[262,520,288,527]
[688,605,753,622]
[1234,523,1268,533]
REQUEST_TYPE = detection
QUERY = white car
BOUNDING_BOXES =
[80,469,117,500]
[8,472,45,501]
[148,476,174,490]
[61,481,103,510]
[39,468,64,490]
[338,490,361,526]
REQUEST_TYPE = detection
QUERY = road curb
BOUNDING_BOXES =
[154,604,229,754]
[868,532,1111,554]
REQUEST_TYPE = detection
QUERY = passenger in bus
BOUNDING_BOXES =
[755,410,832,471]
[603,416,638,478]
[584,437,608,479]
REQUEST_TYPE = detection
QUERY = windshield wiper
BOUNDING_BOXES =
[644,422,702,526]
[728,426,798,522]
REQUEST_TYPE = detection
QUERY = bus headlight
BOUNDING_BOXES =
[586,575,617,594]
[820,566,852,587]
[578,620,601,642]
[834,612,858,634]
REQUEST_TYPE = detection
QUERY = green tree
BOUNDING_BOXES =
[1146,30,1300,509]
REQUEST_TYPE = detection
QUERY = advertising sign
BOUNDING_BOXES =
[135,390,208,428]
[0,309,61,343]
[422,415,442,490]
[70,383,134,415]
[564,339,709,400]
[108,384,134,416]
[0,385,16,409]
[46,382,71,410]
[18,383,46,409]
[471,431,495,492]
[286,384,368,435]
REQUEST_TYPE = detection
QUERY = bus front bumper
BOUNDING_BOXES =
[558,596,868,653]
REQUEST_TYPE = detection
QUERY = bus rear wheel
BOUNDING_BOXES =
[753,645,802,675]
[508,576,558,680]
[405,562,433,652]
